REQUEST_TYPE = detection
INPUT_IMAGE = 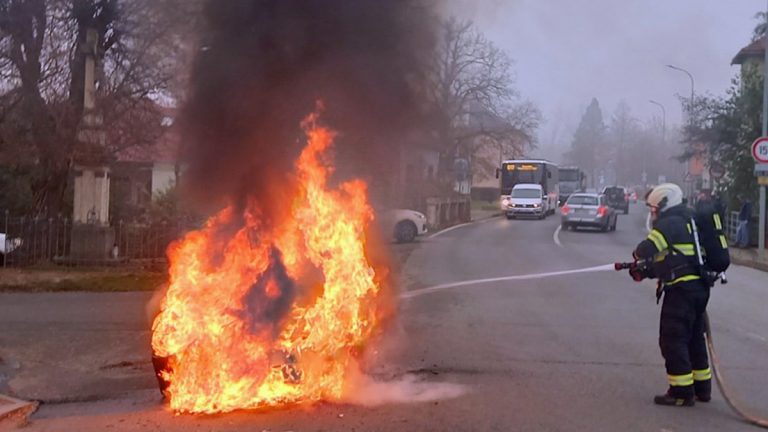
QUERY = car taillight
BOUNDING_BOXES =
[561,205,570,215]
[624,193,629,201]
[597,206,607,217]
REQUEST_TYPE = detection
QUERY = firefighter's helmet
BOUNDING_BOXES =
[646,183,684,213]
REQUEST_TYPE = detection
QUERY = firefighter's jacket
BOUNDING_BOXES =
[633,205,702,286]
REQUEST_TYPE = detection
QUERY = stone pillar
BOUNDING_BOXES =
[68,28,115,262]
[72,166,110,225]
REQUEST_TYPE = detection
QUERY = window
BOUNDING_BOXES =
[511,188,542,198]
[567,195,599,206]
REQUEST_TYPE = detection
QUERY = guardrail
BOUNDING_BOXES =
[425,196,471,230]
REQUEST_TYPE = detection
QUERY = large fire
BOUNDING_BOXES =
[151,111,386,414]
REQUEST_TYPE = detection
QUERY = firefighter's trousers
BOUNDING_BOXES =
[659,281,712,399]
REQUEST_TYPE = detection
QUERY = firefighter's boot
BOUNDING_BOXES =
[694,379,711,402]
[654,386,695,407]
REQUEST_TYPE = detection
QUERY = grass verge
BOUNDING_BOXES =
[0,270,165,292]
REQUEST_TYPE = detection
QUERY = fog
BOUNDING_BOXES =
[448,0,765,162]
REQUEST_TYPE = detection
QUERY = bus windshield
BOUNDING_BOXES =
[501,163,543,194]
[559,169,580,182]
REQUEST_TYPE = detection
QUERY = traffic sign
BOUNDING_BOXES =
[752,136,768,163]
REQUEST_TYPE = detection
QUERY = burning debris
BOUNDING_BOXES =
[151,113,391,413]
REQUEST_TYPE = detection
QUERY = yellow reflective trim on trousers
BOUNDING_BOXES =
[719,235,728,249]
[687,223,692,234]
[668,373,694,386]
[667,274,701,285]
[693,368,712,381]
[671,243,695,256]
[713,214,723,230]
[648,229,668,251]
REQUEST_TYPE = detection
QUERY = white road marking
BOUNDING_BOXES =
[427,214,501,239]
[401,264,616,299]
[427,222,474,239]
[746,332,768,343]
[553,225,563,248]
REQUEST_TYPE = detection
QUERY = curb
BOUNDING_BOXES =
[0,394,38,429]
[471,212,503,222]
[730,248,768,272]
[428,213,501,239]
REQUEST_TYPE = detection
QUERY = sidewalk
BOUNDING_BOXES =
[730,247,768,272]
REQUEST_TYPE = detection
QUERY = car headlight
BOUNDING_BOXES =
[413,212,426,219]
[533,203,541,207]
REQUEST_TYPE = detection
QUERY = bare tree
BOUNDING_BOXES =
[428,17,540,187]
[0,0,199,215]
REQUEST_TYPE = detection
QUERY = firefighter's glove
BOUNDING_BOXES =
[629,265,645,282]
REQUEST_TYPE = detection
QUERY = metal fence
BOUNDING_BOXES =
[724,210,766,247]
[725,211,739,241]
[1,212,194,268]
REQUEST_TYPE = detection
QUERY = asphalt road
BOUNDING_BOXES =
[3,202,768,431]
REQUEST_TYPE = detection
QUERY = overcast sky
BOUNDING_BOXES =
[448,0,765,160]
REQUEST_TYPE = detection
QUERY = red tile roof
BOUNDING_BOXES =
[116,126,180,164]
[732,39,765,65]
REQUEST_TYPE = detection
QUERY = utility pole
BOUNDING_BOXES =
[759,0,768,253]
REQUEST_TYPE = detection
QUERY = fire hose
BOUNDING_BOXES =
[402,263,768,428]
[615,261,768,428]
[704,312,768,428]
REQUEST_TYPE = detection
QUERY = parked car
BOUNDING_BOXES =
[0,233,22,265]
[504,183,547,220]
[601,186,629,214]
[560,193,617,232]
[380,209,428,243]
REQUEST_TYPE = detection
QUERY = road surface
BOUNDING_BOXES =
[2,202,767,431]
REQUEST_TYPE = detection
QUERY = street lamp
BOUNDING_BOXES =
[648,100,666,186]
[666,64,695,109]
[649,100,666,144]
[667,64,697,198]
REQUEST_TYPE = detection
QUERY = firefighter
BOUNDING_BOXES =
[630,183,711,406]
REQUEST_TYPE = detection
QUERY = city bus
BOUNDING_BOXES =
[497,159,559,216]
[558,166,586,205]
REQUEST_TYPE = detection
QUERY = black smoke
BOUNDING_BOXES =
[238,248,297,338]
[181,0,439,223]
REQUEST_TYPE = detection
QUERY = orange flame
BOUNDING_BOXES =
[151,110,383,413]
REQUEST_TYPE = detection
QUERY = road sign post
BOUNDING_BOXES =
[752,136,768,253]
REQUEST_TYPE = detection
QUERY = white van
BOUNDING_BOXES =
[504,183,546,219]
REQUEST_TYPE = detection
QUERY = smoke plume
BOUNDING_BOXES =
[181,0,438,222]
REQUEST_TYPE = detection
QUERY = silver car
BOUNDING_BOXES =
[560,193,617,232]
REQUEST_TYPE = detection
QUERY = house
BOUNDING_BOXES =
[111,120,181,221]
[732,38,765,71]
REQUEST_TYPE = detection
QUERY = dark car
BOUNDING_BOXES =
[602,186,629,214]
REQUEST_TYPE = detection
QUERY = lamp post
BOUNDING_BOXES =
[649,100,666,144]
[666,64,695,113]
[667,64,697,198]
[649,100,666,186]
